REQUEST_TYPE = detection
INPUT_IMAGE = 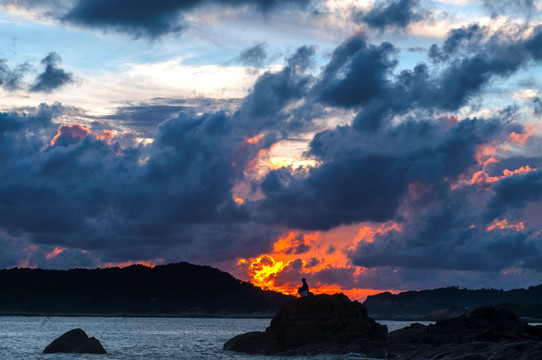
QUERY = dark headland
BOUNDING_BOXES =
[0,262,293,316]
[363,285,542,321]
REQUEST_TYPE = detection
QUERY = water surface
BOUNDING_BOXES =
[0,316,430,360]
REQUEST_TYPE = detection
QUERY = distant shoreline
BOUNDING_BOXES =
[0,312,542,324]
[0,311,275,319]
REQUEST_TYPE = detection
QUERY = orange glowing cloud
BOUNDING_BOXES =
[354,223,402,245]
[475,144,497,167]
[50,123,115,147]
[237,224,401,301]
[451,170,500,190]
[98,129,114,144]
[503,165,534,177]
[273,232,315,254]
[46,246,67,260]
[246,134,262,144]
[509,125,534,146]
[452,140,536,191]
[486,219,525,232]
[50,123,91,146]
[100,260,158,269]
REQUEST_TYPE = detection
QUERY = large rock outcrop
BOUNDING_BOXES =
[224,293,387,357]
[387,306,542,359]
[225,294,542,359]
[43,328,107,354]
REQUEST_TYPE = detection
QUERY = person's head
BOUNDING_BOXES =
[302,278,306,283]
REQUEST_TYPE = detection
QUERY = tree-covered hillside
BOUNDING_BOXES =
[0,262,293,315]
[363,285,542,319]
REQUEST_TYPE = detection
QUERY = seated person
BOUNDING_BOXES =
[297,278,309,297]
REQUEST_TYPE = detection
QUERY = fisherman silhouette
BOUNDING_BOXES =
[297,278,309,297]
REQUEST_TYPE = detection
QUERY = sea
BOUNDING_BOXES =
[0,316,430,360]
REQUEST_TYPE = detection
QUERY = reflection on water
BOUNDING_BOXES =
[0,316,432,360]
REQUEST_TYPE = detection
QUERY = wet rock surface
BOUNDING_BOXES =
[43,328,107,354]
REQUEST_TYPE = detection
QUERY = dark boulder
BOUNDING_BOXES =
[387,306,542,360]
[224,293,387,357]
[43,328,107,354]
[224,331,265,354]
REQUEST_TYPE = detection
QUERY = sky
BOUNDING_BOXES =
[1,0,542,300]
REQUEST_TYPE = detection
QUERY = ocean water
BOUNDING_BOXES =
[0,316,427,360]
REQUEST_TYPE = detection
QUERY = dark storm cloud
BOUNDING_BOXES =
[0,101,264,268]
[315,32,397,109]
[258,116,509,231]
[62,0,311,38]
[0,45,319,268]
[234,45,315,135]
[236,43,268,68]
[316,25,542,132]
[2,23,542,278]
[29,52,74,93]
[354,0,428,31]
[486,170,542,220]
[428,24,485,63]
[285,23,539,228]
[350,201,541,273]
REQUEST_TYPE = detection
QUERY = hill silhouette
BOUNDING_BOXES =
[0,262,293,316]
[363,285,542,320]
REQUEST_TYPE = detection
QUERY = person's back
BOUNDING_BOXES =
[298,278,309,297]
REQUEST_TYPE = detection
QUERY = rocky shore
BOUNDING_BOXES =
[224,293,542,359]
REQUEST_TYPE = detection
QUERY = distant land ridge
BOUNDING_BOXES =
[363,285,542,320]
[0,262,293,316]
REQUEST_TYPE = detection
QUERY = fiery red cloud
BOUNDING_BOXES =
[236,226,400,301]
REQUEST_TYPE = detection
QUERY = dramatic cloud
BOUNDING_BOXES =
[62,0,311,38]
[2,4,542,298]
[354,0,429,31]
[315,32,397,110]
[486,170,542,220]
[29,52,74,93]
[235,43,268,68]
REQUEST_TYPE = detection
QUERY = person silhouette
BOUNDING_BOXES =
[297,278,309,297]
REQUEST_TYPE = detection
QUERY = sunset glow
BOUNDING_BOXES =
[50,123,115,147]
[100,261,158,269]
[237,225,402,301]
[486,219,526,232]
[2,0,542,299]
[46,247,67,260]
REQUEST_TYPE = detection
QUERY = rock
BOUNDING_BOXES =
[224,331,265,354]
[224,293,387,357]
[43,328,107,354]
[387,306,542,360]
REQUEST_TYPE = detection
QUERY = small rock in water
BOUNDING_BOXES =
[43,328,107,354]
